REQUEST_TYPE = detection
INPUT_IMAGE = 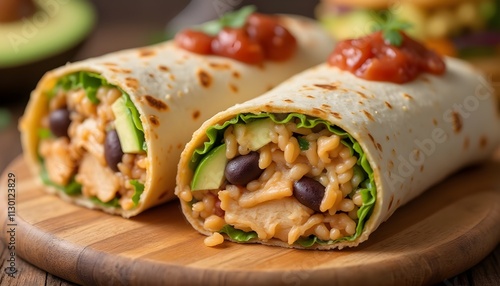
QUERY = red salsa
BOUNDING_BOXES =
[175,13,297,64]
[328,31,446,83]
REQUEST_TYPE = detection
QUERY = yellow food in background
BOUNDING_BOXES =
[316,0,495,42]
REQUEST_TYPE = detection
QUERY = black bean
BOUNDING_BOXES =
[49,108,71,137]
[293,177,325,212]
[104,129,124,172]
[225,152,263,186]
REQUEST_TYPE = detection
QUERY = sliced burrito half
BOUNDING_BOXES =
[19,8,334,217]
[176,32,500,248]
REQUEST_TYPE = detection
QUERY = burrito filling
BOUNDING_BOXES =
[181,113,375,247]
[37,72,146,210]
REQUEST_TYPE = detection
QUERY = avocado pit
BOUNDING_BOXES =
[0,0,37,23]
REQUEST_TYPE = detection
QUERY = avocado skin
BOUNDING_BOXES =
[0,40,86,102]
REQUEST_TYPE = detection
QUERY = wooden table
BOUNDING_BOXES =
[1,1,499,285]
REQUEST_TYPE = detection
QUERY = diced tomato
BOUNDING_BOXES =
[174,13,297,64]
[174,29,213,55]
[329,31,446,83]
[211,28,264,64]
[246,13,297,61]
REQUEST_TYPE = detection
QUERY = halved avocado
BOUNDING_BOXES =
[0,0,96,98]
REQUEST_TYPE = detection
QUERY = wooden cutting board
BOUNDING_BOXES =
[1,156,499,286]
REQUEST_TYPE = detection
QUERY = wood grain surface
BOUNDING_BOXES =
[0,156,499,286]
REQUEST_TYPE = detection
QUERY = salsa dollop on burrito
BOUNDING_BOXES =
[175,28,500,248]
[19,7,334,217]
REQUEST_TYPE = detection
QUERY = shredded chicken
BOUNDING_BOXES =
[39,85,147,209]
[76,154,121,203]
[220,185,313,242]
[39,138,76,186]
[70,118,106,165]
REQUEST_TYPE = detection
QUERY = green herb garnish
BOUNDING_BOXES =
[297,136,310,151]
[198,5,256,36]
[372,11,412,46]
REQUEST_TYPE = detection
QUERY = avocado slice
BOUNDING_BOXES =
[111,97,144,153]
[191,144,227,191]
[233,118,273,151]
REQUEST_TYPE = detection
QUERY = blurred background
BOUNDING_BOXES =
[1,0,500,103]
[1,0,499,102]
[78,0,324,61]
[0,0,320,102]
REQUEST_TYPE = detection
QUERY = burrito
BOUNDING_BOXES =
[19,7,334,217]
[175,30,500,249]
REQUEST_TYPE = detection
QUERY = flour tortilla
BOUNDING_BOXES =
[176,57,500,249]
[19,15,334,217]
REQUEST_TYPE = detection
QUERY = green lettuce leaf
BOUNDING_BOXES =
[219,225,257,242]
[130,179,145,206]
[122,93,144,132]
[40,159,82,195]
[122,93,147,152]
[191,113,352,168]
[90,197,120,208]
[56,72,110,104]
[191,112,376,247]
[296,235,320,248]
[54,71,146,151]
[38,128,53,139]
